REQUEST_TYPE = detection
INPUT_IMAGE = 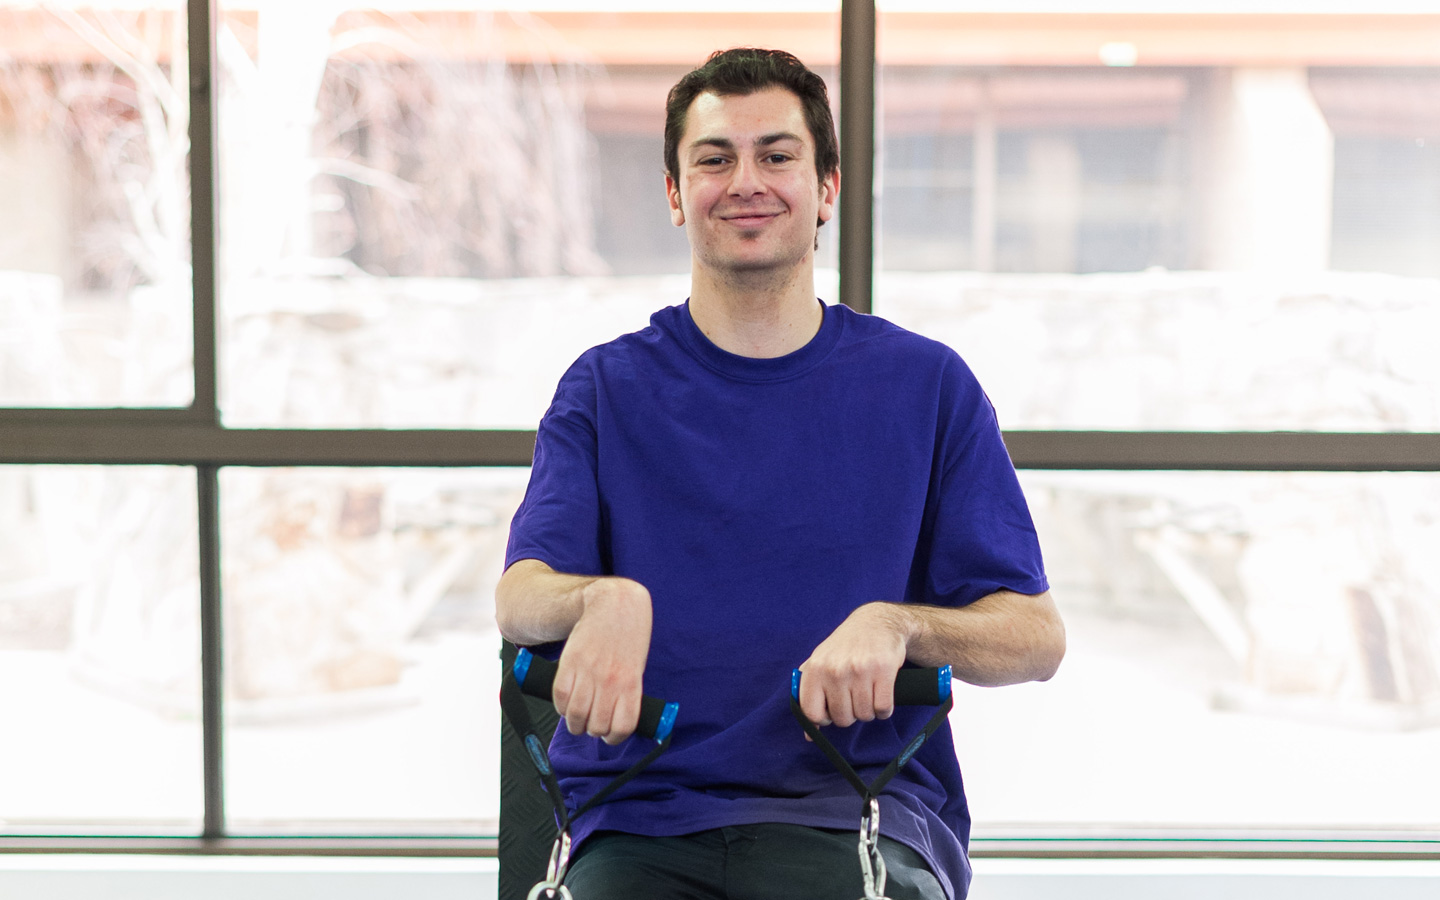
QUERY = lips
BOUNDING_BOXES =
[720,211,781,227]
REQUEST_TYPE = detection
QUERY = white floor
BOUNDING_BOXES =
[4,855,1440,900]
[0,855,498,900]
[970,859,1440,900]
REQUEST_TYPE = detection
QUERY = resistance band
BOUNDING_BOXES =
[789,666,954,900]
[500,648,678,900]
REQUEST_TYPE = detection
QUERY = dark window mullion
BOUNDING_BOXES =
[0,426,538,466]
[840,0,875,315]
[197,464,225,839]
[189,0,220,427]
[189,0,223,841]
[5,426,1440,472]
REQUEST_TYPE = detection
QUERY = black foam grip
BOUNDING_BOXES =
[517,652,671,742]
[635,696,669,742]
[893,667,946,706]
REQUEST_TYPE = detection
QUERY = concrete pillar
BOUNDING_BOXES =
[1026,133,1082,273]
[971,78,997,273]
[0,125,67,278]
[226,1,343,274]
[1204,67,1334,273]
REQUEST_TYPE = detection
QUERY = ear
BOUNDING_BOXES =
[817,167,840,225]
[666,173,685,227]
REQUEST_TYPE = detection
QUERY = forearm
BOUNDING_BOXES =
[795,588,1063,726]
[495,558,648,647]
[494,558,590,646]
[881,590,1066,687]
[495,558,654,743]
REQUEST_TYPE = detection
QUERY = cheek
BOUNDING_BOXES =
[677,180,716,222]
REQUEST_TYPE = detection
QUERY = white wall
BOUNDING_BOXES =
[4,855,1440,900]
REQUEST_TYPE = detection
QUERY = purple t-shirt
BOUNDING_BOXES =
[505,300,1048,900]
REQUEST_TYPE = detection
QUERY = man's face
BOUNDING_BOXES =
[666,87,840,278]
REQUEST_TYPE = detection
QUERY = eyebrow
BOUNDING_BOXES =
[688,132,806,153]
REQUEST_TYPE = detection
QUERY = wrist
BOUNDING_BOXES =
[861,601,920,649]
[578,576,649,619]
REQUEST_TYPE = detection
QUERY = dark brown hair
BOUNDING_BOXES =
[663,48,839,185]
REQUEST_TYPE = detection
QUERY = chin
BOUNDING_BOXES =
[704,246,809,273]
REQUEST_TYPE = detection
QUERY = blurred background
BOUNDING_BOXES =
[1,0,1437,846]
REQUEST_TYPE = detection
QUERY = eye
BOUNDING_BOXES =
[765,153,792,164]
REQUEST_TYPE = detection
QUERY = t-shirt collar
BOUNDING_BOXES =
[673,298,843,383]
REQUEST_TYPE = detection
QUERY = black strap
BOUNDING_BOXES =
[500,669,571,829]
[500,669,671,832]
[789,692,954,804]
[571,733,670,819]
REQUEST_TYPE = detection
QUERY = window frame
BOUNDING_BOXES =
[1,0,1438,861]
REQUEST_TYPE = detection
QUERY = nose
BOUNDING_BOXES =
[727,156,765,198]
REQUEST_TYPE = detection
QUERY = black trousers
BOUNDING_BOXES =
[562,823,949,900]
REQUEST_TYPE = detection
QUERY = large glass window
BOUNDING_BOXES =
[879,67,1190,275]
[964,471,1440,833]
[0,466,201,832]
[0,3,193,408]
[875,11,1440,433]
[878,271,1440,432]
[215,5,840,429]
[874,4,1440,842]
[3,0,1438,859]
[220,466,526,833]
[1313,69,1440,279]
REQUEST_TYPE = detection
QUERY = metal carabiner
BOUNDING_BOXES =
[526,830,575,900]
[857,796,891,900]
[525,882,572,900]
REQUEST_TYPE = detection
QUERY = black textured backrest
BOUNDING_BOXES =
[499,640,562,900]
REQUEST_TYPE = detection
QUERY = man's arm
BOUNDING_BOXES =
[796,590,1065,728]
[495,558,653,744]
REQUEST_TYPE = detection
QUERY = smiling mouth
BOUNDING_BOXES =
[720,212,781,226]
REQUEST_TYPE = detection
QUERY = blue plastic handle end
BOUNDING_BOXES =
[656,702,680,742]
[513,647,533,687]
[791,668,802,702]
[938,664,953,701]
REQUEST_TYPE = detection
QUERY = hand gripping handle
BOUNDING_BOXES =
[514,648,679,743]
[790,665,953,707]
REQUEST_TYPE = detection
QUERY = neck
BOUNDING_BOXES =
[687,263,822,359]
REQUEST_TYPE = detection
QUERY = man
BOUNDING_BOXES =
[496,48,1064,900]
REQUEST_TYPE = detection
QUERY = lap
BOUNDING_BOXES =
[562,824,947,900]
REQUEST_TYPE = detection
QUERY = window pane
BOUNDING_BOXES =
[963,471,1440,833]
[220,466,527,833]
[0,4,193,408]
[875,11,1440,431]
[879,270,1440,431]
[0,466,201,832]
[216,5,839,429]
[1315,70,1440,279]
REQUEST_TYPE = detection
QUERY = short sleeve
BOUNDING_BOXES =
[504,357,607,577]
[913,355,1050,607]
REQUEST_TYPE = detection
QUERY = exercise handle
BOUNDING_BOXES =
[791,665,952,707]
[513,648,678,743]
[894,666,952,706]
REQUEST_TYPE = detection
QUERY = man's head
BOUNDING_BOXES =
[664,48,839,188]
